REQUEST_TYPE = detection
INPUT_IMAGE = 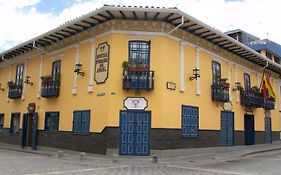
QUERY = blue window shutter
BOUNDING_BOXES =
[81,111,90,134]
[73,111,82,133]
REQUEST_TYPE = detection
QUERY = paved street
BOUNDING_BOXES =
[1,146,281,175]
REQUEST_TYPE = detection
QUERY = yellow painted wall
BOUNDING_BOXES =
[0,32,280,134]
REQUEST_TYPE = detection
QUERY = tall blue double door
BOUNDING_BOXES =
[119,110,151,156]
[220,111,234,146]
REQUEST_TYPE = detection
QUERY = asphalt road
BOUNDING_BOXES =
[1,148,281,175]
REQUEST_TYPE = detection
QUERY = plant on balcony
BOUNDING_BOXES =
[7,81,15,87]
[128,62,149,71]
[40,75,53,84]
[220,78,230,89]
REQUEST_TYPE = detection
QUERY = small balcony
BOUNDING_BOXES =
[240,89,263,108]
[264,98,275,110]
[8,85,23,99]
[122,68,154,90]
[211,84,229,102]
[41,80,60,98]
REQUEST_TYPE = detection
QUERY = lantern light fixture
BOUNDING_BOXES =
[0,83,4,91]
[233,82,241,91]
[74,63,85,76]
[24,76,33,86]
[189,68,200,81]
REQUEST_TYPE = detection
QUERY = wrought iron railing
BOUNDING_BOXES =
[264,98,275,110]
[8,85,23,99]
[211,84,229,102]
[122,69,154,90]
[41,80,60,98]
[240,90,263,108]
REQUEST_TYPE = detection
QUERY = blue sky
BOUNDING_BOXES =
[0,0,280,53]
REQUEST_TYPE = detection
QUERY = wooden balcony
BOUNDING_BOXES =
[8,85,23,99]
[264,98,275,110]
[240,89,263,108]
[211,84,229,102]
[122,68,154,90]
[41,80,60,98]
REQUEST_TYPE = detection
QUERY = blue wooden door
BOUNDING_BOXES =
[119,110,151,156]
[220,111,234,146]
[21,114,28,148]
[244,115,255,145]
[265,117,272,144]
[31,113,38,150]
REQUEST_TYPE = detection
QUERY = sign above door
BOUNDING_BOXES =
[124,97,148,110]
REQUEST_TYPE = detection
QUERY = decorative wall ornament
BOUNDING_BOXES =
[94,42,110,84]
[124,97,148,110]
[166,82,176,90]
[223,101,233,111]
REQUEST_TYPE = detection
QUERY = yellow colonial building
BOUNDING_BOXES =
[0,5,280,155]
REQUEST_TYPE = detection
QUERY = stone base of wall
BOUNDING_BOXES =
[0,127,279,154]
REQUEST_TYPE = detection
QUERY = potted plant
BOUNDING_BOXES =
[7,81,15,87]
[220,78,229,89]
[40,75,52,84]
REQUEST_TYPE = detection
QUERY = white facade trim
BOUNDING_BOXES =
[228,62,232,101]
[72,45,80,95]
[37,55,44,98]
[88,39,96,92]
[235,64,239,103]
[196,47,200,95]
[180,41,185,92]
[6,65,12,101]
[21,60,28,100]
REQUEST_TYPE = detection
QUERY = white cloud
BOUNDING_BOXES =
[0,0,281,53]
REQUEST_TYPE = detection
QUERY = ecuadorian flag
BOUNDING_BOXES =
[261,73,276,99]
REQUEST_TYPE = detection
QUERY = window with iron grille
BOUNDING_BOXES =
[244,73,251,92]
[52,60,61,81]
[15,64,24,86]
[212,61,221,85]
[73,110,90,134]
[45,112,59,132]
[129,41,150,66]
[10,113,20,134]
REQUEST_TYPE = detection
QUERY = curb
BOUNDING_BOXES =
[241,147,281,157]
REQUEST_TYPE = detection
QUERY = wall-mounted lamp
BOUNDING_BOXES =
[74,63,85,76]
[233,82,241,91]
[0,83,4,91]
[189,68,200,81]
[24,76,33,86]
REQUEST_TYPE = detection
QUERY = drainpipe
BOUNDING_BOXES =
[168,16,184,35]
[259,61,269,72]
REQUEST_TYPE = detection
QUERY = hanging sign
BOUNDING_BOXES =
[124,97,148,110]
[95,42,110,84]
[223,101,233,111]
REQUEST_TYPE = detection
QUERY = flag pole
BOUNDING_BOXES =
[259,70,265,89]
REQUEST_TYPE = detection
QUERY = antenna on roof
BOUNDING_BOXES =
[266,32,269,39]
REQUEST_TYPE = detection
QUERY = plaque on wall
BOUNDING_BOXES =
[166,82,176,90]
[95,42,110,84]
[124,97,148,110]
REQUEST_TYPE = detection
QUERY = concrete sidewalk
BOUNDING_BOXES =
[1,141,281,164]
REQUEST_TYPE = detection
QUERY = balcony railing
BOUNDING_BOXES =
[41,80,60,98]
[8,85,23,99]
[211,84,229,102]
[122,68,154,90]
[240,90,263,108]
[264,98,275,110]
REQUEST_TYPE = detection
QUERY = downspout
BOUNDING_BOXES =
[259,61,269,72]
[1,55,8,62]
[32,41,46,54]
[168,16,184,35]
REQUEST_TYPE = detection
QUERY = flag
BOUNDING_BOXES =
[261,73,276,99]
